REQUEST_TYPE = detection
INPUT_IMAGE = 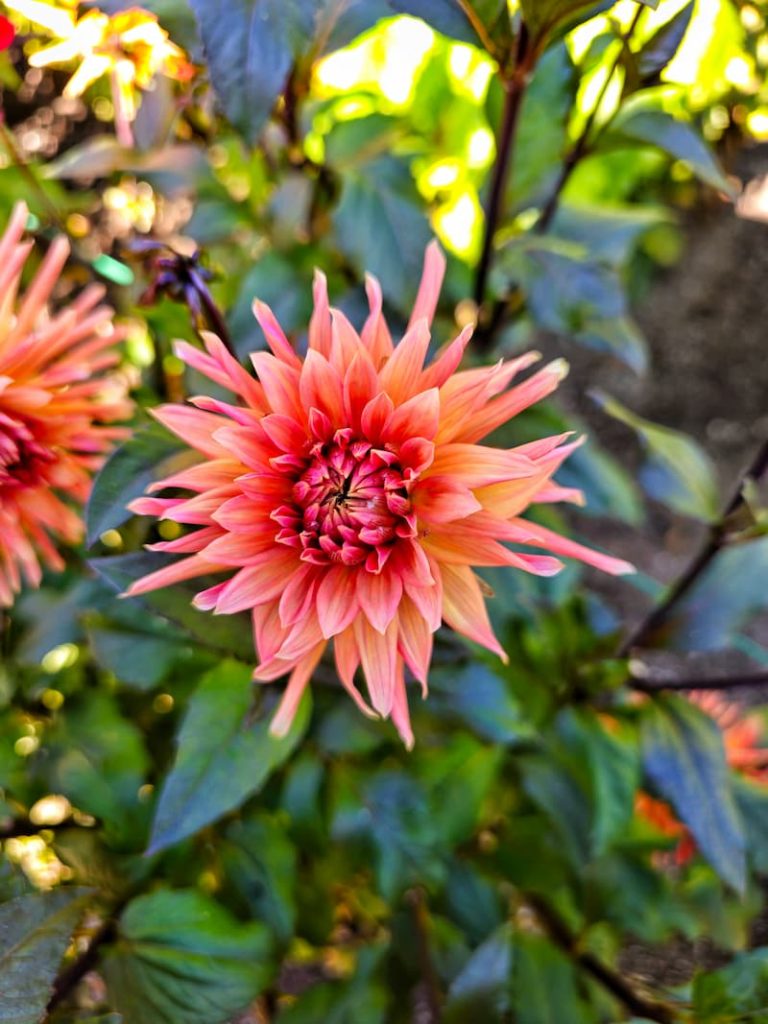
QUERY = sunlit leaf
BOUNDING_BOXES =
[103,889,272,1024]
[0,888,90,1024]
[147,660,310,853]
[592,390,719,520]
[641,694,746,892]
[520,0,656,48]
[606,97,735,196]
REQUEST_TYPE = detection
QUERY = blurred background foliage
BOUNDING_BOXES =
[3,0,768,1021]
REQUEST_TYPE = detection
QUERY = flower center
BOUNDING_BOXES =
[0,412,55,496]
[272,428,417,573]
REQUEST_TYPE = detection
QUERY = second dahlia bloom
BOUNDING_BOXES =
[0,203,130,606]
[128,244,632,746]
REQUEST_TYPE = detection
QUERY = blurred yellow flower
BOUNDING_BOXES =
[10,3,192,145]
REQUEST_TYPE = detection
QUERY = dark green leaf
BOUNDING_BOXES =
[148,660,310,853]
[87,626,190,690]
[637,3,694,80]
[548,202,670,267]
[512,932,597,1024]
[734,778,768,875]
[45,693,149,844]
[428,662,536,745]
[0,888,90,1024]
[90,552,254,661]
[444,923,513,1024]
[443,861,504,945]
[103,889,271,1024]
[664,538,768,652]
[188,0,295,142]
[606,99,734,196]
[333,157,432,313]
[86,422,194,546]
[506,44,577,212]
[228,251,314,362]
[641,694,746,891]
[592,390,719,520]
[693,948,768,1024]
[385,1,486,46]
[220,813,297,942]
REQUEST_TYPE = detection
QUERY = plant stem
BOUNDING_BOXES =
[619,435,768,656]
[408,887,442,1024]
[45,910,121,1015]
[525,894,677,1024]
[630,669,768,693]
[537,4,644,234]
[473,23,533,313]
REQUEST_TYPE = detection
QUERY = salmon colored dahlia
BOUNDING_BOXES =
[127,243,632,746]
[0,203,130,606]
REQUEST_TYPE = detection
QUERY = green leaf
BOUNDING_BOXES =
[228,251,314,362]
[188,0,295,142]
[734,777,768,875]
[606,99,734,196]
[386,0,499,48]
[512,933,597,1024]
[147,660,310,853]
[444,923,513,1024]
[103,889,272,1024]
[91,552,254,661]
[428,662,536,745]
[693,948,768,1024]
[505,43,577,212]
[188,1,385,142]
[664,537,768,652]
[333,157,432,313]
[497,238,648,371]
[548,202,670,267]
[86,422,194,547]
[637,2,694,80]
[87,625,191,691]
[220,813,297,943]
[641,694,746,891]
[558,709,639,856]
[0,888,91,1024]
[592,390,719,520]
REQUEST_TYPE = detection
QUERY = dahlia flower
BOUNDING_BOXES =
[128,243,632,746]
[17,4,191,146]
[0,202,130,606]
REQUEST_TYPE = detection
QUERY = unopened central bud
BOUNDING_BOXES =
[272,429,417,573]
[0,411,55,496]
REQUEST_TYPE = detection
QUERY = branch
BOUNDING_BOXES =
[407,887,442,1024]
[619,435,768,656]
[525,894,676,1024]
[45,907,123,1015]
[537,4,644,234]
[629,669,768,694]
[473,23,534,316]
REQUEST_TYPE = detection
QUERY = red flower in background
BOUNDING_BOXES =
[0,16,15,52]
[0,203,131,606]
